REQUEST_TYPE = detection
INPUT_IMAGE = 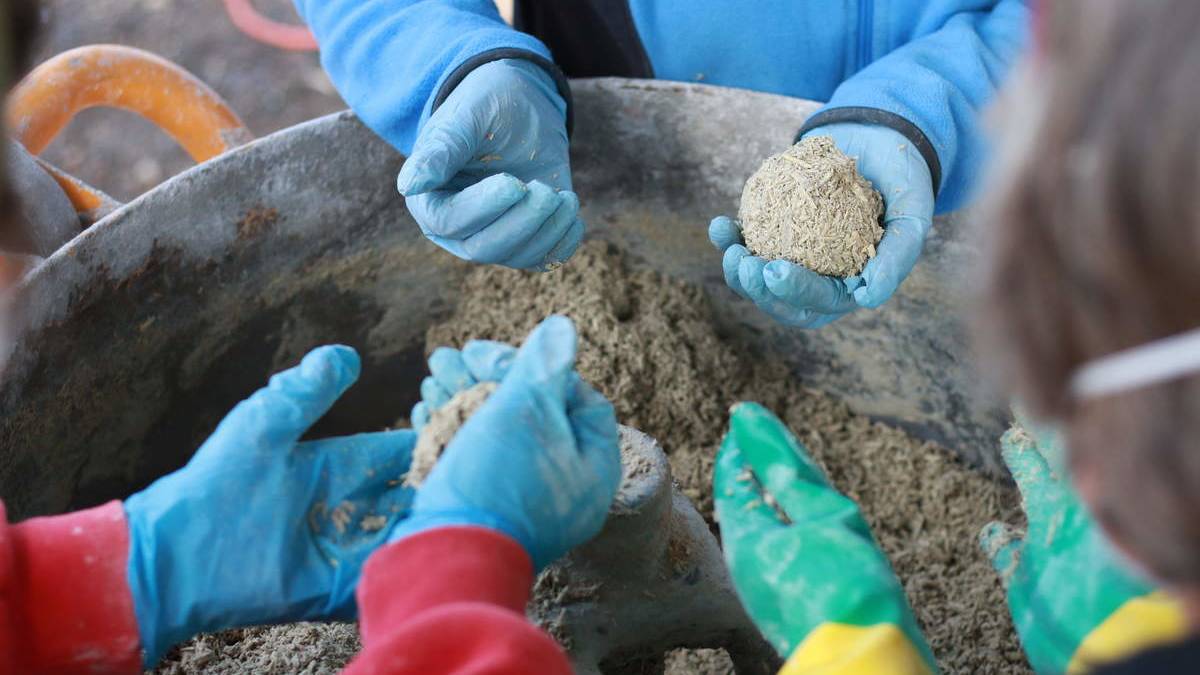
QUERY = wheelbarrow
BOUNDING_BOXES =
[0,47,1006,671]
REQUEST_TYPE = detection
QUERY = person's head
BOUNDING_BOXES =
[978,0,1200,597]
[1,0,41,226]
[0,0,42,284]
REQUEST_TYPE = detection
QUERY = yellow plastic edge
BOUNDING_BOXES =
[779,623,933,675]
[1067,591,1189,673]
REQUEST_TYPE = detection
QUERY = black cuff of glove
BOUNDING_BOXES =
[796,107,942,197]
[432,48,575,137]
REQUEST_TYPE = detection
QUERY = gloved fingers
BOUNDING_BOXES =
[1001,427,1068,517]
[496,315,577,397]
[852,216,926,309]
[462,339,518,382]
[708,215,744,251]
[210,345,361,451]
[1011,411,1070,479]
[428,347,477,398]
[504,190,580,270]
[874,142,935,228]
[420,375,451,410]
[713,432,792,531]
[538,215,585,271]
[397,118,481,196]
[728,403,835,515]
[738,256,832,327]
[411,401,430,432]
[405,173,527,239]
[762,259,858,315]
[979,521,1024,585]
[566,379,622,497]
[722,244,754,300]
[460,180,561,265]
[421,232,471,262]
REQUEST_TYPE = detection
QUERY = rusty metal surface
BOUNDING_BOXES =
[0,79,1006,520]
[534,426,777,673]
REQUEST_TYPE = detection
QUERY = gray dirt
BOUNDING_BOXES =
[425,241,1029,674]
[152,240,1026,674]
[150,623,360,675]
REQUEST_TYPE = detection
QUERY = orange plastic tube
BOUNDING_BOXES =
[7,45,252,163]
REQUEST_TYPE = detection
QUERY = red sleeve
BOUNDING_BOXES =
[0,500,141,675]
[342,526,571,675]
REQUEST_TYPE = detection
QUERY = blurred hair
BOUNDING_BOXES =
[5,0,41,78]
[1,0,43,248]
[976,0,1200,583]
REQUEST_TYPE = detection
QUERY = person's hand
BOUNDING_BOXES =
[390,316,620,571]
[396,59,583,271]
[123,346,416,665]
[709,123,934,327]
[980,420,1187,674]
[715,402,936,673]
[410,339,516,432]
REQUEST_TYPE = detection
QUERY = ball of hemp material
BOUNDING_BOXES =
[737,135,884,278]
[405,381,499,488]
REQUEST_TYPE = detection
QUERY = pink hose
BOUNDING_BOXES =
[223,0,318,52]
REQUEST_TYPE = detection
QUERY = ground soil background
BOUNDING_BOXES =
[31,0,346,202]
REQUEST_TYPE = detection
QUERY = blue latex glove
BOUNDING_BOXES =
[390,316,621,571]
[411,339,517,432]
[709,123,935,327]
[124,346,416,665]
[396,59,583,271]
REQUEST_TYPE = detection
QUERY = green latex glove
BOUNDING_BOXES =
[715,403,936,673]
[980,421,1187,674]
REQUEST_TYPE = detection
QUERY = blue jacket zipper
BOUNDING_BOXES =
[857,0,874,71]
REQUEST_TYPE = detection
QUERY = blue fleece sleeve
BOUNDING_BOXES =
[294,0,558,154]
[806,0,1030,213]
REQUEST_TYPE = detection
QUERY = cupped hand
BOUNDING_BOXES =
[397,59,583,271]
[124,346,416,664]
[709,122,934,326]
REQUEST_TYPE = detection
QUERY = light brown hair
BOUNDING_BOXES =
[977,0,1200,583]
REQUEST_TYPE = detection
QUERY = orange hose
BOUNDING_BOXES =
[7,45,252,163]
[223,0,318,52]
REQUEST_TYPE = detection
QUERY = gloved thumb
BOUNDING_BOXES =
[498,315,578,399]
[713,432,789,532]
[1000,428,1067,521]
[397,117,480,196]
[979,521,1024,586]
[853,217,925,308]
[730,402,831,492]
[206,345,361,453]
[708,216,743,252]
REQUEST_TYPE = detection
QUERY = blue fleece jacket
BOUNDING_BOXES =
[294,0,1029,213]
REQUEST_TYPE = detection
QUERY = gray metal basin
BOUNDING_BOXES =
[0,79,1004,519]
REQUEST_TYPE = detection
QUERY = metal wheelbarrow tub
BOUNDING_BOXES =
[0,78,1005,521]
